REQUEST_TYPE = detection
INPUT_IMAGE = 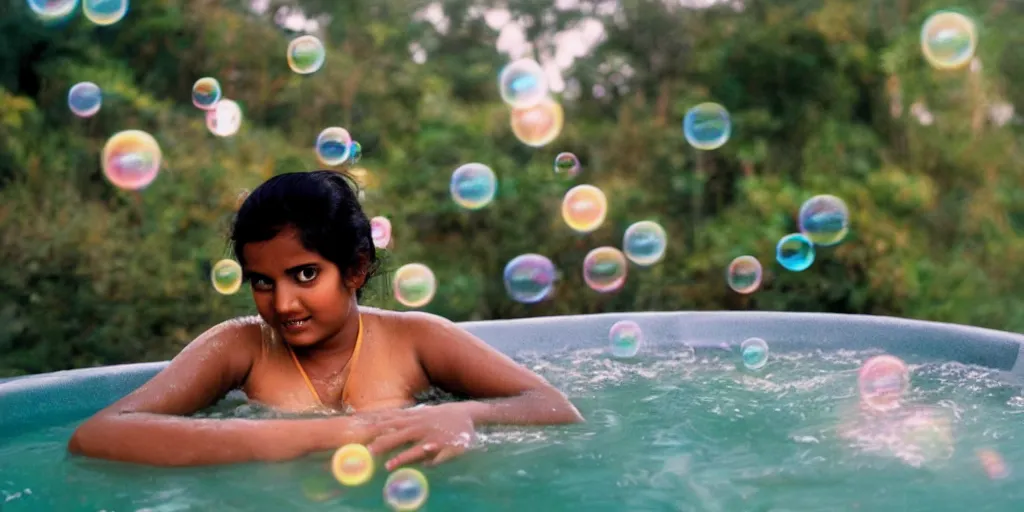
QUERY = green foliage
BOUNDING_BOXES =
[1,0,1022,376]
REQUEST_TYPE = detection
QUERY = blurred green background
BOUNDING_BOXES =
[1,0,1022,377]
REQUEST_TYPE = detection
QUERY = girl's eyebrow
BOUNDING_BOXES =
[284,262,318,273]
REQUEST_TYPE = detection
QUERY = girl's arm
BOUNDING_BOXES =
[68,319,375,466]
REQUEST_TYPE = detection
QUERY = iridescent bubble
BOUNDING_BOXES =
[210,259,243,295]
[287,35,326,75]
[776,233,815,272]
[740,337,769,370]
[553,152,580,177]
[503,254,556,304]
[510,98,564,148]
[921,11,977,70]
[583,247,628,293]
[858,354,910,412]
[205,98,242,137]
[315,127,352,166]
[191,77,222,111]
[726,255,762,294]
[101,130,161,190]
[349,141,362,164]
[450,163,497,210]
[331,444,374,487]
[561,185,607,233]
[683,102,731,150]
[27,0,78,23]
[384,468,429,512]
[498,58,548,109]
[393,263,436,308]
[68,81,102,118]
[622,221,667,266]
[370,216,392,249]
[798,194,850,246]
[609,320,642,359]
[83,0,128,26]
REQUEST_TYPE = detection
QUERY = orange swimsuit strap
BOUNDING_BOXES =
[287,313,364,408]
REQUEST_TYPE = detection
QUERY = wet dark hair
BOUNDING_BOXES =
[230,170,379,299]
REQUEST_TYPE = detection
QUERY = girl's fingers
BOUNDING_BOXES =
[385,442,439,471]
[367,429,416,457]
[426,445,463,467]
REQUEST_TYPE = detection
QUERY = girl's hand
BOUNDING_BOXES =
[366,403,477,470]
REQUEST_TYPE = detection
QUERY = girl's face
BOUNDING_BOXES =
[241,226,363,348]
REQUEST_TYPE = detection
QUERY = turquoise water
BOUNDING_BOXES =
[3,348,1024,511]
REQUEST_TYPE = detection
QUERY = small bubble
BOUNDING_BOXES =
[622,221,667,266]
[858,355,910,412]
[503,254,556,304]
[609,320,642,358]
[205,99,242,137]
[450,163,497,210]
[798,195,850,246]
[683,102,731,150]
[921,11,977,70]
[583,247,627,293]
[349,141,362,164]
[370,216,392,249]
[561,185,607,233]
[393,263,436,308]
[776,233,815,272]
[315,127,352,166]
[498,58,548,109]
[510,98,564,148]
[726,255,762,294]
[740,337,769,370]
[191,77,222,111]
[287,35,326,74]
[553,152,581,177]
[68,81,102,118]
[101,130,161,190]
[331,444,374,487]
[384,468,429,511]
[211,259,243,295]
[83,0,127,25]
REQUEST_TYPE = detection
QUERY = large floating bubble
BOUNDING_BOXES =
[510,98,563,148]
[211,259,243,295]
[370,216,392,249]
[726,255,762,294]
[331,444,374,487]
[622,221,667,266]
[101,130,161,190]
[562,185,607,233]
[609,320,642,359]
[83,0,128,26]
[741,337,769,370]
[554,152,580,178]
[583,247,628,293]
[503,254,556,304]
[315,127,352,166]
[384,468,429,511]
[798,194,850,246]
[205,98,242,137]
[921,11,977,70]
[498,58,548,109]
[191,77,222,111]
[683,102,731,150]
[287,35,326,74]
[68,81,102,118]
[776,233,815,272]
[450,163,497,210]
[858,355,910,412]
[393,263,436,308]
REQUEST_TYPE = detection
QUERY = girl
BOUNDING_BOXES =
[68,170,583,468]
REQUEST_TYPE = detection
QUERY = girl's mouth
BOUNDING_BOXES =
[281,317,313,331]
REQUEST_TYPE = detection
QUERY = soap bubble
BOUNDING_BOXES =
[776,233,815,272]
[393,263,436,308]
[858,355,910,412]
[315,127,352,166]
[27,0,78,23]
[921,11,977,70]
[798,195,850,246]
[554,152,581,177]
[503,254,556,304]
[205,98,242,137]
[370,216,392,249]
[331,444,374,487]
[83,0,127,25]
[384,468,429,511]
[622,221,667,266]
[683,102,731,150]
[211,259,243,295]
[510,98,564,148]
[498,58,548,109]
[450,163,497,210]
[101,130,161,190]
[349,141,362,164]
[287,35,326,74]
[609,320,642,358]
[68,81,102,118]
[726,255,762,294]
[741,337,769,370]
[191,77,222,110]
[583,247,628,293]
[561,185,607,233]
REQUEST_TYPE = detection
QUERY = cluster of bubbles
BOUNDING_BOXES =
[327,444,429,511]
[29,0,128,25]
[499,59,564,147]
[605,320,770,371]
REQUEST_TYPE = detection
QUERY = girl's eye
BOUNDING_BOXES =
[250,277,273,291]
[296,267,319,283]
